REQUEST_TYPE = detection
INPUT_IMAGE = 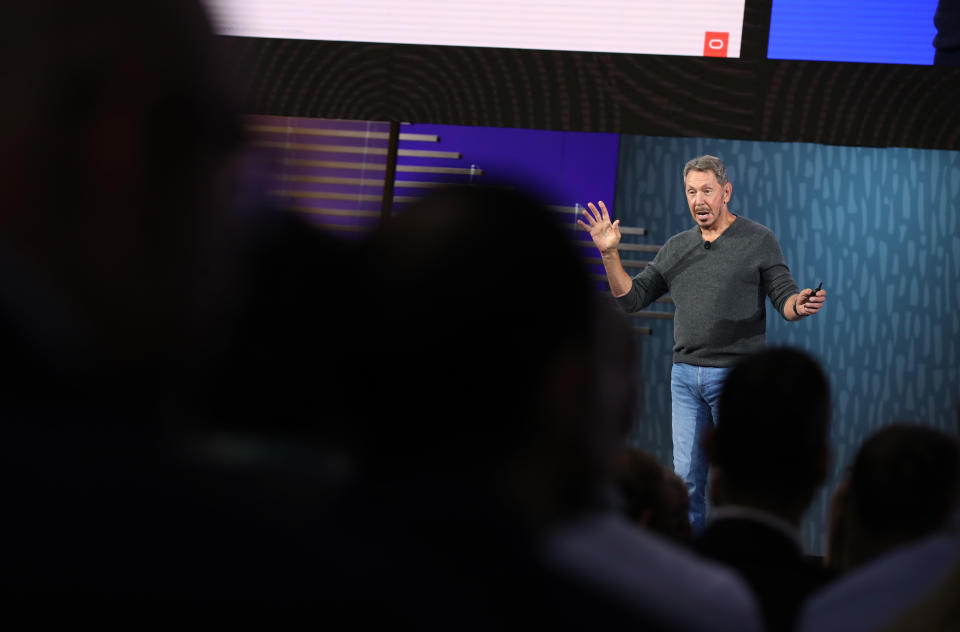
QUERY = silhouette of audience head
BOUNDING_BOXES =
[1,1,243,383]
[705,346,831,524]
[827,422,960,572]
[615,447,692,544]
[356,183,625,524]
[934,0,960,65]
[2,1,362,614]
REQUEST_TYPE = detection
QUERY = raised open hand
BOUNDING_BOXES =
[577,201,621,255]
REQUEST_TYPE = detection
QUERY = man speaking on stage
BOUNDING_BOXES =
[579,155,826,534]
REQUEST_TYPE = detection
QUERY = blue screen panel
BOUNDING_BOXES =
[768,0,938,65]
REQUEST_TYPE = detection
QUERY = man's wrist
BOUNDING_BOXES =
[600,249,620,261]
[793,298,805,318]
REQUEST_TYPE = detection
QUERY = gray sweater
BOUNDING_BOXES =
[616,216,799,368]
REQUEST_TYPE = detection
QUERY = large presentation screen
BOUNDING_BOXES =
[767,0,942,65]
[204,0,748,58]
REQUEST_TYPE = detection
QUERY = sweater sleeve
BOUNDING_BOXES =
[614,260,669,314]
[761,232,799,319]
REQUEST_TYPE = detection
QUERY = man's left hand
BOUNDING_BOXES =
[797,287,826,317]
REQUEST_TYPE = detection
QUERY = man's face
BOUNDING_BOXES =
[685,169,731,231]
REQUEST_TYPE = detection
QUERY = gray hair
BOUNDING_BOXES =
[683,155,728,187]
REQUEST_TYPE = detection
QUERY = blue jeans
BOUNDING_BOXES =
[671,363,731,535]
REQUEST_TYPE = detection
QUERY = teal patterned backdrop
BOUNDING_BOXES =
[612,136,960,554]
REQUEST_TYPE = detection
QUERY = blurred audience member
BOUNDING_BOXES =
[615,447,692,545]
[0,2,243,388]
[321,184,763,631]
[826,423,960,573]
[798,511,960,632]
[882,551,960,632]
[2,0,357,616]
[799,424,960,632]
[694,347,836,632]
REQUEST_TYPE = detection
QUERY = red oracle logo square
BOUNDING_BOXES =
[703,32,729,57]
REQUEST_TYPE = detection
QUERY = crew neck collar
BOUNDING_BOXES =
[697,212,739,243]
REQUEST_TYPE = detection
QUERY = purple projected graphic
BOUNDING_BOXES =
[395,123,621,288]
[394,123,619,217]
[243,115,623,284]
[245,116,389,235]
